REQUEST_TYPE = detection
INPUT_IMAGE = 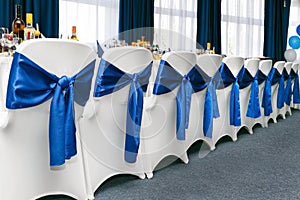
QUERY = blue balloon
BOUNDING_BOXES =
[297,24,300,36]
[289,36,300,49]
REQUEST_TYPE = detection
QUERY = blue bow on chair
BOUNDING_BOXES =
[238,68,266,119]
[153,60,220,139]
[284,68,294,106]
[291,69,300,104]
[94,59,152,163]
[6,52,96,166]
[277,69,286,109]
[218,63,244,126]
[262,68,275,116]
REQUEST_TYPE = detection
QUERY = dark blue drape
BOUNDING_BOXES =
[118,0,154,44]
[263,0,291,62]
[0,0,58,38]
[196,0,222,54]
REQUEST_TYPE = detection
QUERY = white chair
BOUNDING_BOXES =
[238,58,261,134]
[0,39,97,200]
[195,54,223,150]
[266,61,285,124]
[258,60,273,128]
[216,56,244,144]
[291,63,300,110]
[141,51,197,178]
[78,46,152,195]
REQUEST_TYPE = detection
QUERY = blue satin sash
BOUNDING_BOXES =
[238,68,265,119]
[6,52,96,166]
[291,69,300,104]
[94,59,152,163]
[218,63,244,126]
[153,60,218,138]
[284,69,293,106]
[262,68,277,116]
[97,40,104,58]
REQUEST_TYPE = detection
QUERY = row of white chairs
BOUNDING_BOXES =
[0,39,299,200]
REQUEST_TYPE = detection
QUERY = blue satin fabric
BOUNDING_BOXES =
[153,60,220,139]
[238,68,266,119]
[94,59,152,163]
[277,69,286,109]
[262,68,275,116]
[6,52,96,166]
[292,69,300,104]
[218,63,244,126]
[97,40,104,58]
[284,69,293,106]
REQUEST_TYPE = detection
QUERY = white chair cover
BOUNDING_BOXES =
[195,54,223,150]
[141,51,196,178]
[216,56,244,145]
[266,61,285,124]
[79,46,152,195]
[0,39,97,200]
[238,58,260,134]
[258,60,273,128]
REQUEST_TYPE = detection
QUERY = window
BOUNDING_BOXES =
[59,0,119,43]
[154,0,197,51]
[221,0,264,58]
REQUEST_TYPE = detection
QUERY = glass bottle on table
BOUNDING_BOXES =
[70,26,79,41]
[205,42,211,54]
[24,13,35,40]
[12,4,25,41]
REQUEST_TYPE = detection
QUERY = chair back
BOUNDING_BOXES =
[222,56,244,77]
[162,51,197,75]
[292,63,299,73]
[273,61,285,74]
[102,46,153,73]
[244,58,259,77]
[284,62,293,75]
[259,60,273,76]
[197,54,222,77]
[18,39,96,76]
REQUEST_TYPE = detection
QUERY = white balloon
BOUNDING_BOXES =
[284,49,297,62]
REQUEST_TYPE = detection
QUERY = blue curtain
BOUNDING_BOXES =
[0,0,58,38]
[119,0,154,44]
[263,0,291,62]
[196,0,222,54]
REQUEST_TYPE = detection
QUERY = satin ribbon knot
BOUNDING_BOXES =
[58,76,72,90]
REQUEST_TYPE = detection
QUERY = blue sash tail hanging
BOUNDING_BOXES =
[153,60,219,139]
[277,69,286,109]
[218,63,243,126]
[262,68,276,116]
[94,59,152,163]
[284,69,293,106]
[238,68,265,119]
[6,52,96,166]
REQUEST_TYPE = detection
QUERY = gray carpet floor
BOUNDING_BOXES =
[41,109,300,200]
